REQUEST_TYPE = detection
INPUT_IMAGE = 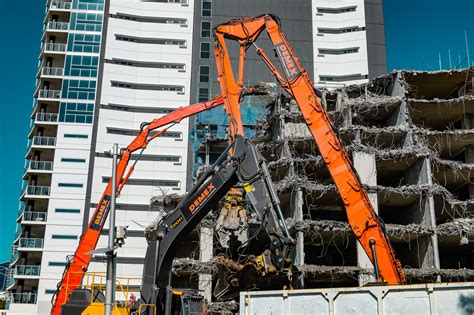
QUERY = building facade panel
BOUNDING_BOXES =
[84,0,195,296]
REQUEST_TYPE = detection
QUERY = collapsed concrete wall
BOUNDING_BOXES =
[149,68,474,312]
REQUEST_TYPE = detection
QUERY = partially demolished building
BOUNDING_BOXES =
[151,68,474,312]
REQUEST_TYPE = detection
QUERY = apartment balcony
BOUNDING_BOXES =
[24,185,51,196]
[31,101,60,118]
[15,265,41,278]
[25,160,54,171]
[37,89,61,100]
[8,292,38,305]
[34,113,59,127]
[46,21,69,32]
[41,67,64,78]
[31,136,56,147]
[25,136,56,159]
[49,0,71,11]
[18,238,44,251]
[23,161,54,180]
[42,43,66,54]
[22,211,48,225]
[21,185,51,200]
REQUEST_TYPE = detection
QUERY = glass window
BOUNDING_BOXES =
[198,88,209,102]
[58,183,84,188]
[200,42,211,59]
[61,80,97,100]
[202,0,211,17]
[201,21,211,37]
[73,0,105,11]
[199,66,210,83]
[61,158,86,163]
[55,208,81,213]
[64,55,99,77]
[64,133,89,138]
[52,234,78,240]
[67,33,101,54]
[70,13,103,32]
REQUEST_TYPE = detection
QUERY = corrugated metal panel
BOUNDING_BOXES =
[240,282,474,315]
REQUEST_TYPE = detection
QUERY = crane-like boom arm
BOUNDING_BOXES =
[214,14,406,284]
[50,95,226,315]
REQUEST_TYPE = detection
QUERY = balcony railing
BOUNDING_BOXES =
[17,204,25,218]
[44,43,66,53]
[42,67,63,77]
[46,21,69,31]
[26,160,54,172]
[15,265,41,276]
[50,1,71,10]
[18,238,44,249]
[32,136,56,146]
[36,112,58,123]
[38,89,61,99]
[14,229,21,241]
[25,185,51,196]
[10,246,19,265]
[6,274,15,289]
[23,211,48,222]
[9,293,37,304]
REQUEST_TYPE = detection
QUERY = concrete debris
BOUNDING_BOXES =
[300,265,474,281]
[437,218,474,236]
[208,301,239,313]
[287,218,473,239]
[273,176,336,194]
[403,267,474,280]
[150,193,183,210]
[287,218,349,234]
[300,265,365,278]
[172,259,474,282]
[173,258,214,275]
[341,94,402,110]
[267,156,325,170]
[407,94,474,105]
[287,219,435,239]
[347,143,432,160]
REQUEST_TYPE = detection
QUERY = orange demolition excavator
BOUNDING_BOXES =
[50,95,224,315]
[213,14,405,285]
[52,13,405,315]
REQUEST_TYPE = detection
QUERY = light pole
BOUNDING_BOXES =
[105,143,118,315]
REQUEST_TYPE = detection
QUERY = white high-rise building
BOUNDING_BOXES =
[6,0,386,313]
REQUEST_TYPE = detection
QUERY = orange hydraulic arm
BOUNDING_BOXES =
[214,14,406,284]
[50,95,225,315]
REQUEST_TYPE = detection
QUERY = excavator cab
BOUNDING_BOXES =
[60,273,206,315]
[60,287,129,315]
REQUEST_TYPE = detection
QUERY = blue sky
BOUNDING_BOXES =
[384,0,473,70]
[0,1,45,261]
[0,0,473,262]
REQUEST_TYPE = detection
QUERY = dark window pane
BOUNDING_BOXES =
[201,21,211,37]
[200,42,210,59]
